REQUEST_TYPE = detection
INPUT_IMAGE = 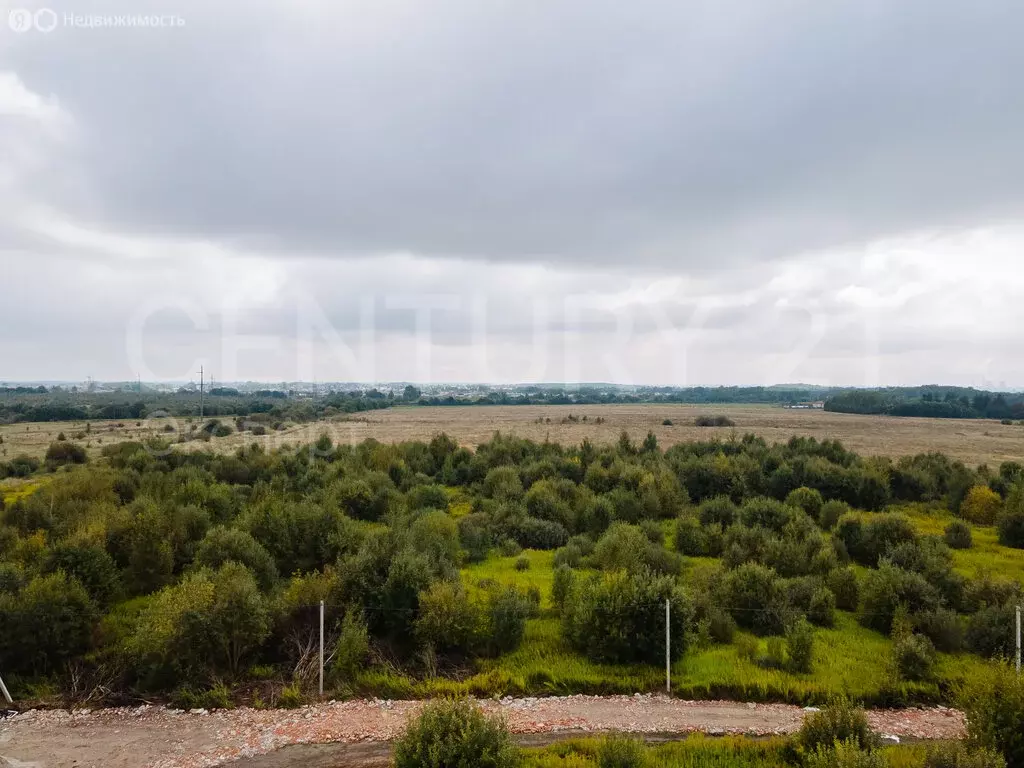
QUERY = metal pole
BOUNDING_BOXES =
[0,671,12,705]
[319,600,325,696]
[665,598,671,695]
[1016,604,1021,676]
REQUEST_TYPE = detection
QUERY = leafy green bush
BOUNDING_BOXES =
[893,633,936,681]
[786,618,815,673]
[332,609,369,682]
[804,740,885,768]
[996,509,1024,548]
[415,580,480,655]
[826,567,860,611]
[807,587,836,628]
[698,496,738,527]
[0,571,96,676]
[797,698,877,754]
[514,556,531,571]
[944,520,973,549]
[393,699,521,768]
[484,586,532,655]
[966,603,1017,659]
[597,734,649,768]
[551,565,574,611]
[923,741,1006,768]
[962,669,1024,768]
[819,500,851,531]
[721,563,789,636]
[914,608,964,653]
[786,487,824,521]
[44,440,88,469]
[673,515,705,556]
[859,563,940,633]
[563,570,688,665]
[194,526,279,591]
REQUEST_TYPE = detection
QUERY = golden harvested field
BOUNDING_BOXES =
[215,404,1024,468]
[3,404,1023,468]
[0,417,178,461]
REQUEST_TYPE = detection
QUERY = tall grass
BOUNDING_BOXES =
[522,736,933,768]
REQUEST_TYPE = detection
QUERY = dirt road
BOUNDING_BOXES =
[0,696,965,768]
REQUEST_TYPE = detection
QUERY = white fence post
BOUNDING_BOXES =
[1016,604,1021,676]
[665,598,671,695]
[0,672,12,705]
[319,600,325,696]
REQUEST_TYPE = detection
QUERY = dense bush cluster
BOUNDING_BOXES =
[0,427,1022,702]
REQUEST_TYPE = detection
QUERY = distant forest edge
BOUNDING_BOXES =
[824,388,1024,421]
[1,383,1023,424]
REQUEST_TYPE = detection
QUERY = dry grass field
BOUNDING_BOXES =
[2,404,1023,468]
[0,417,178,461]
[214,404,1024,468]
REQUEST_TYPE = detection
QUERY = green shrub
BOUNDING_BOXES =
[563,570,688,665]
[393,699,521,768]
[786,618,815,674]
[786,487,824,520]
[962,669,1024,768]
[996,510,1024,548]
[673,515,705,556]
[194,526,279,591]
[735,635,758,663]
[798,698,877,754]
[820,500,851,531]
[498,537,523,557]
[893,633,936,681]
[0,571,96,677]
[805,739,885,768]
[826,567,860,611]
[722,562,789,636]
[484,587,532,655]
[332,610,369,682]
[597,734,649,768]
[698,496,738,527]
[923,741,1006,768]
[859,563,940,633]
[278,682,303,708]
[44,440,88,469]
[514,556,531,572]
[966,603,1017,659]
[807,587,836,628]
[416,581,481,655]
[944,520,973,549]
[914,608,964,653]
[551,565,574,611]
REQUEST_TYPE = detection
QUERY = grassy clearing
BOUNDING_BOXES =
[522,735,932,767]
[435,550,995,705]
[896,506,1024,581]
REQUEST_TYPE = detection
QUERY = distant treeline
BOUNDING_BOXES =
[0,389,390,424]
[413,386,835,407]
[825,387,1024,421]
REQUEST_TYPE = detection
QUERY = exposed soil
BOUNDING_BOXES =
[0,696,966,768]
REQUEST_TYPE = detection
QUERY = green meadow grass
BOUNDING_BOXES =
[442,536,1001,705]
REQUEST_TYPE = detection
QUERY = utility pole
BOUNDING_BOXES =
[665,598,671,695]
[198,365,204,420]
[319,600,325,696]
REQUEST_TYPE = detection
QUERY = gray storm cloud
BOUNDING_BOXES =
[2,0,1023,384]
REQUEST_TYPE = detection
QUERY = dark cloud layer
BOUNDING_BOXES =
[3,0,1024,383]
[6,0,1024,266]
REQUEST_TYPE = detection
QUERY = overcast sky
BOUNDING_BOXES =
[2,0,1024,386]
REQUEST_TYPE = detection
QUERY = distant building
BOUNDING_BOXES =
[783,401,826,409]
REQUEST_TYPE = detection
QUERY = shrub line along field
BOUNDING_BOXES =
[3,403,1024,468]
